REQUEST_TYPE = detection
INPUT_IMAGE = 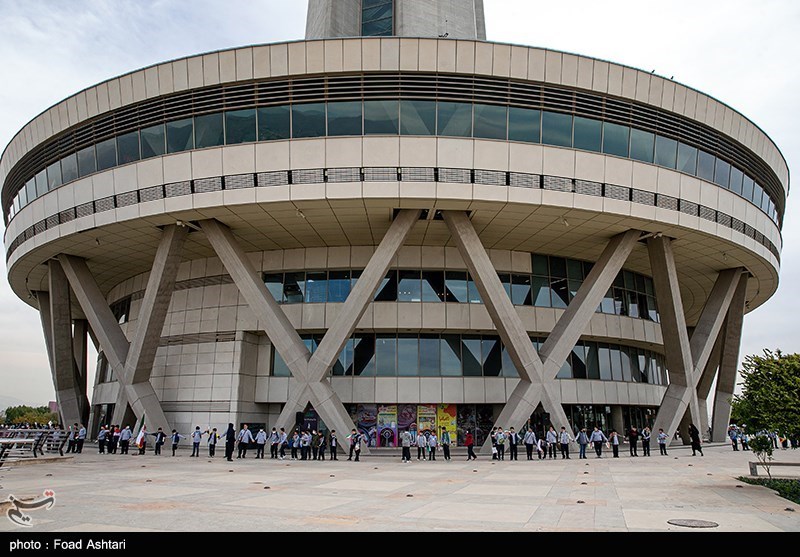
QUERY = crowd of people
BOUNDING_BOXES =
[727,424,799,451]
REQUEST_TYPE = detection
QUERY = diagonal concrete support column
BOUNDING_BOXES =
[711,273,748,442]
[696,331,723,439]
[72,319,90,425]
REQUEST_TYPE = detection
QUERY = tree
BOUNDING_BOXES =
[731,350,800,438]
[3,405,58,425]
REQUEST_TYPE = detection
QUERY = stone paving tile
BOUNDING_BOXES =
[402,501,538,525]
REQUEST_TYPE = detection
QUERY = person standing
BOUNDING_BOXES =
[191,426,203,457]
[688,423,703,456]
[77,424,87,453]
[546,426,558,459]
[400,429,412,462]
[255,428,267,459]
[657,428,668,455]
[289,431,299,460]
[559,427,572,459]
[269,427,280,459]
[237,424,254,458]
[151,427,166,456]
[628,427,639,457]
[119,425,132,455]
[135,425,147,455]
[97,426,107,454]
[311,430,320,460]
[348,429,362,462]
[278,428,288,460]
[416,430,428,460]
[65,425,75,454]
[576,428,589,459]
[328,429,337,460]
[318,432,327,461]
[109,426,120,454]
[609,430,620,458]
[523,428,537,460]
[465,430,477,461]
[728,426,739,451]
[300,431,311,460]
[490,427,498,460]
[641,427,651,456]
[428,431,438,461]
[506,428,519,461]
[207,427,219,457]
[590,427,608,458]
[494,428,505,460]
[170,429,185,456]
[440,427,451,461]
[224,423,236,462]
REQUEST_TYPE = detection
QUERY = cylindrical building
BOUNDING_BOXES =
[1,0,787,448]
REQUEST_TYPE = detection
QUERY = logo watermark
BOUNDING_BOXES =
[4,490,55,527]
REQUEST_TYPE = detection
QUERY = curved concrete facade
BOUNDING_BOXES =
[2,37,787,448]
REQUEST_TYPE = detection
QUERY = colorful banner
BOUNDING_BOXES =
[356,404,377,447]
[437,404,457,447]
[377,404,398,447]
[417,404,437,434]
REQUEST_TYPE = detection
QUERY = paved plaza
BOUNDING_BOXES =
[0,443,798,532]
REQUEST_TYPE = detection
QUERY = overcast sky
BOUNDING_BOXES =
[0,0,797,407]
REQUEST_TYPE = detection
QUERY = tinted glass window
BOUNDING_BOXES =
[398,270,421,302]
[264,274,283,302]
[541,111,572,147]
[714,158,731,188]
[676,142,697,175]
[362,0,393,36]
[364,100,399,134]
[327,270,351,303]
[742,175,755,201]
[60,154,78,184]
[444,271,468,303]
[376,335,397,376]
[225,109,257,144]
[473,104,507,140]
[305,272,327,303]
[419,335,439,376]
[437,102,472,137]
[440,335,462,376]
[24,180,35,206]
[629,129,654,163]
[482,337,502,377]
[696,150,715,181]
[141,124,166,159]
[77,145,96,177]
[531,276,551,307]
[292,103,326,138]
[166,118,194,153]
[602,122,629,157]
[327,101,362,136]
[46,161,62,190]
[35,170,48,197]
[283,272,305,304]
[508,107,541,143]
[117,131,140,164]
[397,335,418,376]
[462,337,482,376]
[421,271,445,302]
[654,135,677,168]
[257,106,291,140]
[467,274,482,304]
[353,335,376,376]
[511,274,532,306]
[195,113,224,149]
[96,138,117,171]
[729,167,744,196]
[400,100,436,135]
[374,270,398,301]
[573,116,602,152]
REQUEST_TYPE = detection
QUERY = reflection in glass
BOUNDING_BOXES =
[117,131,141,164]
[376,334,397,376]
[364,100,399,134]
[654,135,677,169]
[374,270,398,301]
[421,270,445,302]
[96,138,117,171]
[508,107,541,143]
[444,271,468,303]
[257,106,291,140]
[327,101,363,136]
[283,272,305,304]
[46,161,62,190]
[462,337,482,376]
[166,118,194,153]
[194,113,224,149]
[77,145,96,178]
[61,154,78,184]
[440,335,462,376]
[677,142,697,175]
[305,272,327,303]
[696,150,715,182]
[353,335,376,376]
[225,109,257,144]
[397,335,418,376]
[398,270,421,302]
[729,167,744,196]
[141,124,166,159]
[473,104,507,140]
[400,100,436,135]
[629,129,654,163]
[327,270,351,303]
[573,116,602,152]
[292,103,326,138]
[437,102,472,137]
[419,335,439,376]
[264,273,283,302]
[602,122,629,157]
[541,111,572,147]
[714,158,731,188]
[482,337,502,377]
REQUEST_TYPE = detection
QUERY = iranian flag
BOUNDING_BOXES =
[135,414,146,449]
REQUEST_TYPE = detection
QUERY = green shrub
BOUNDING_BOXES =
[738,477,800,505]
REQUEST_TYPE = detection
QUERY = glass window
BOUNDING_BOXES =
[78,145,97,176]
[567,259,584,280]
[677,142,697,175]
[654,135,678,168]
[364,100,399,134]
[499,273,512,300]
[141,124,166,159]
[421,271,445,302]
[462,337,482,376]
[696,150,715,182]
[398,270,421,302]
[729,167,744,196]
[327,101,362,136]
[437,102,472,137]
[195,113,224,149]
[473,104,507,140]
[283,272,305,304]
[264,273,283,302]
[19,184,29,207]
[60,154,78,184]
[573,116,602,152]
[333,339,352,376]
[272,348,291,376]
[166,118,194,153]
[585,342,600,380]
[400,100,436,135]
[598,344,612,380]
[305,272,327,303]
[46,161,62,190]
[550,256,567,278]
[24,179,35,206]
[550,277,568,309]
[362,17,393,37]
[532,276,551,307]
[556,355,572,379]
[742,175,755,202]
[292,103,326,138]
[620,347,632,382]
[714,158,731,188]
[444,271,468,303]
[629,129,654,163]
[397,335,418,376]
[376,334,397,376]
[511,274,532,306]
[327,270,351,303]
[35,169,48,197]
[501,344,516,377]
[532,254,548,275]
[602,122,629,157]
[95,138,117,171]
[225,109,257,144]
[362,0,393,36]
[353,335,376,376]
[440,335,462,376]
[609,346,623,381]
[374,270,398,301]
[541,111,572,147]
[600,287,615,314]
[419,335,439,376]
[571,344,587,379]
[467,274,483,304]
[508,107,541,143]
[257,106,291,140]
[116,131,140,164]
[752,184,764,208]
[482,337,502,377]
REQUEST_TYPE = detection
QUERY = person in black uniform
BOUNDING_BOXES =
[688,423,704,456]
[628,426,639,457]
[507,427,519,461]
[224,423,236,462]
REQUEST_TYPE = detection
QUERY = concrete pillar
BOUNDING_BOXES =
[712,273,748,442]
[611,406,625,436]
[696,332,723,440]
[72,319,90,425]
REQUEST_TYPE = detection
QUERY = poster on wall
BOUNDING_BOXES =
[356,404,378,447]
[417,404,437,434]
[377,404,398,447]
[437,404,458,447]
